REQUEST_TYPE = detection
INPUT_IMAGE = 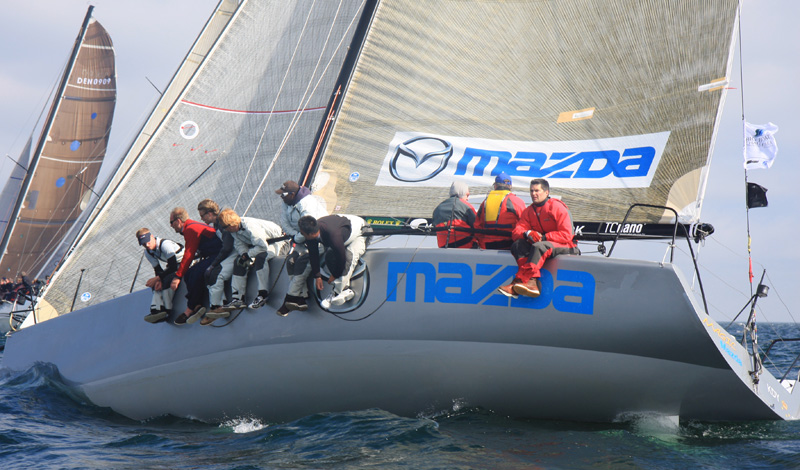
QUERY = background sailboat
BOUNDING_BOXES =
[0,6,116,283]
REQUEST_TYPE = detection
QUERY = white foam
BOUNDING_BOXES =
[220,417,268,434]
[615,411,681,438]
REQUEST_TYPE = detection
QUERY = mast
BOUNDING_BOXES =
[301,0,379,186]
[0,6,96,272]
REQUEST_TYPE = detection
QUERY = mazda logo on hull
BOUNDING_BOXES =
[389,136,453,182]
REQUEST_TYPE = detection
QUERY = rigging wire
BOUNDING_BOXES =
[765,271,798,324]
[736,0,754,297]
[241,0,365,215]
[233,0,321,211]
[673,239,795,324]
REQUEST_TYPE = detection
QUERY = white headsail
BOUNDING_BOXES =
[44,0,367,314]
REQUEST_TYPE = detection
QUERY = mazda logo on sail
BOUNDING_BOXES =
[389,136,453,182]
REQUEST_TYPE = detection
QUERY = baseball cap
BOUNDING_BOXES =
[494,172,512,185]
[275,180,300,195]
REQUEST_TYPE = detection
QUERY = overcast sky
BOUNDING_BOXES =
[0,0,797,322]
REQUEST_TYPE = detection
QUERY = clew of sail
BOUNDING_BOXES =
[308,0,739,232]
[43,0,368,316]
[0,9,116,281]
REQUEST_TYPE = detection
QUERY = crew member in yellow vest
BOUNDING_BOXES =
[475,172,526,250]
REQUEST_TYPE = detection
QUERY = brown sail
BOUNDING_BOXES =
[0,8,116,280]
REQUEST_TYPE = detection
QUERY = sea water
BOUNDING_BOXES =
[3,324,800,470]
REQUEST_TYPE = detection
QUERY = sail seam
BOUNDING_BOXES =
[41,156,103,164]
[180,99,326,115]
[66,84,117,92]
[81,44,113,50]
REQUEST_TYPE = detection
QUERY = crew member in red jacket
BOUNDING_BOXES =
[169,207,222,325]
[497,178,580,298]
[475,172,526,249]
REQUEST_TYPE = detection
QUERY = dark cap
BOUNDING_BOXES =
[275,180,300,195]
[137,232,152,246]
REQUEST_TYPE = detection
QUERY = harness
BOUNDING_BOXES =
[147,238,184,262]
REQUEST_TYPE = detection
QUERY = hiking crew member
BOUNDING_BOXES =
[170,207,222,325]
[196,199,238,326]
[214,209,287,314]
[497,178,579,298]
[294,214,367,314]
[432,181,477,248]
[275,180,328,315]
[475,172,526,249]
[137,228,183,323]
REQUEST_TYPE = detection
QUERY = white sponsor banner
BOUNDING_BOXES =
[375,131,671,189]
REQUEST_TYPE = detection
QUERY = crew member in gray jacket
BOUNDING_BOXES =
[216,209,287,311]
[197,199,237,324]
[275,180,328,315]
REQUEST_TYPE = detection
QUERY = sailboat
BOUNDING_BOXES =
[3,0,798,423]
[0,6,115,333]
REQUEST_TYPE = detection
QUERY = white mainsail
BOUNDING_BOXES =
[310,0,738,228]
[44,0,367,314]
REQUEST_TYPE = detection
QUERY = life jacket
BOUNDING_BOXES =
[476,190,525,250]
[432,197,477,248]
[146,238,184,262]
[147,238,184,278]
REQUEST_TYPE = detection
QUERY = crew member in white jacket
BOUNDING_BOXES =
[215,209,287,311]
[136,228,183,323]
[275,180,328,316]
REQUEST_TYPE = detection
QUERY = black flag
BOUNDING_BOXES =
[746,182,768,209]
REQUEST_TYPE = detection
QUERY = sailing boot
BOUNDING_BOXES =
[329,288,355,306]
[496,278,521,299]
[205,305,231,319]
[186,305,206,324]
[221,297,245,312]
[144,308,168,323]
[513,277,541,298]
[249,290,269,309]
[276,304,291,317]
[285,295,308,311]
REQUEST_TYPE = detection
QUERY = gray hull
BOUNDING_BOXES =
[3,248,797,422]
